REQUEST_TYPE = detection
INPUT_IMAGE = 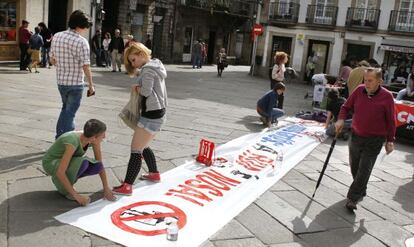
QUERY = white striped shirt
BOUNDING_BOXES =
[51,29,90,86]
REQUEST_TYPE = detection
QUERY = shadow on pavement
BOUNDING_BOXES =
[395,179,414,213]
[0,190,103,237]
[394,152,414,213]
[0,151,44,174]
[236,115,264,132]
[292,199,367,247]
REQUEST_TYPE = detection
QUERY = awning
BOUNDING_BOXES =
[380,44,414,54]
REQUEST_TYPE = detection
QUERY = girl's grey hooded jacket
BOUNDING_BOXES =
[137,58,168,112]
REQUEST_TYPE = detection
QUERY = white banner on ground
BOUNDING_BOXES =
[56,117,326,247]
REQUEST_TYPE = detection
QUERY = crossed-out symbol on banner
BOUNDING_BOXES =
[111,201,187,236]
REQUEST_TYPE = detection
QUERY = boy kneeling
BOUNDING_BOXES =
[257,83,286,127]
[42,119,116,206]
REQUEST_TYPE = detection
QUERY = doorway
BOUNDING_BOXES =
[208,31,216,64]
[346,43,371,62]
[307,40,330,75]
[102,0,120,34]
[269,36,292,66]
[152,7,165,59]
[48,0,68,33]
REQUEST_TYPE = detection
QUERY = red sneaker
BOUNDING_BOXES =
[140,172,161,182]
[112,183,133,196]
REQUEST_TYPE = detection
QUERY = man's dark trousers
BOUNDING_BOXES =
[19,43,30,70]
[347,133,385,202]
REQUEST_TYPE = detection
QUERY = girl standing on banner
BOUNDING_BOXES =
[271,51,288,109]
[113,42,168,196]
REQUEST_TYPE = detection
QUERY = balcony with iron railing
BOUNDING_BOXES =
[389,10,414,34]
[346,7,380,31]
[306,4,338,27]
[268,1,300,25]
[180,0,252,17]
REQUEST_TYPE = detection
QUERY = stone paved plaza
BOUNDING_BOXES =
[0,64,413,247]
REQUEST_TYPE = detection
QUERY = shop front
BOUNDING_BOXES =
[0,0,19,61]
[382,44,414,83]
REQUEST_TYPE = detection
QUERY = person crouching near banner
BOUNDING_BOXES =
[335,68,396,212]
[325,88,352,140]
[42,119,116,206]
[113,42,168,196]
[257,83,286,128]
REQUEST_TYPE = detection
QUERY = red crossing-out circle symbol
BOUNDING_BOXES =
[111,201,187,236]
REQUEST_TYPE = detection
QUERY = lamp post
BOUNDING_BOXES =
[249,0,262,76]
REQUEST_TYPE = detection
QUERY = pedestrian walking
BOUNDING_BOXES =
[50,10,95,139]
[125,34,136,48]
[396,65,414,100]
[113,42,168,196]
[200,41,207,68]
[91,29,104,67]
[38,22,53,68]
[144,34,152,50]
[337,59,352,84]
[42,119,116,206]
[102,32,112,67]
[347,60,370,95]
[305,51,317,84]
[271,51,288,109]
[191,39,202,69]
[216,48,227,77]
[335,68,396,212]
[28,26,43,73]
[18,20,32,71]
[109,29,124,72]
[257,83,286,128]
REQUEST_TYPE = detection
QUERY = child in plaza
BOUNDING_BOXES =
[28,27,44,73]
[216,48,227,77]
[42,119,116,206]
[257,83,286,128]
[113,42,168,196]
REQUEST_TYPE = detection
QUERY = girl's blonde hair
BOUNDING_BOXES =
[274,51,288,65]
[124,42,152,76]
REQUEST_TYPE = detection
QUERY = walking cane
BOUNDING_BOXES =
[311,132,339,198]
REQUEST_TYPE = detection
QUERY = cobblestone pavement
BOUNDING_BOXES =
[0,64,413,247]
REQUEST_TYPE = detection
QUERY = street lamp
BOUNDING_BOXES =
[249,0,263,76]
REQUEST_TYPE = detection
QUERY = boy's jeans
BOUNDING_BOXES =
[192,54,201,68]
[258,108,284,123]
[56,85,84,139]
[41,47,50,67]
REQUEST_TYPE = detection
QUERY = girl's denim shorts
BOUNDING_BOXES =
[137,116,166,134]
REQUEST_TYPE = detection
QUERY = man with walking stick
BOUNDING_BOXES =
[335,67,396,212]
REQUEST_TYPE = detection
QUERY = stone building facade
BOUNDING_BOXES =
[105,0,255,64]
[255,0,414,80]
[0,0,98,61]
[172,0,254,65]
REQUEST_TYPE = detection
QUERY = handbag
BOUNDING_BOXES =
[119,89,141,130]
